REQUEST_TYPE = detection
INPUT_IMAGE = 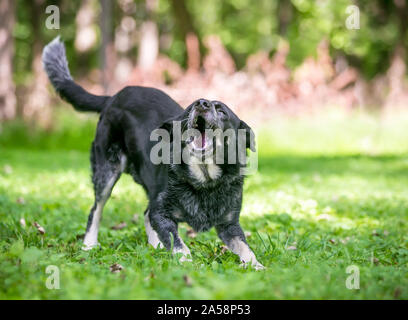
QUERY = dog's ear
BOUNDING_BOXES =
[158,114,186,142]
[239,120,256,152]
[159,118,174,133]
[157,117,176,143]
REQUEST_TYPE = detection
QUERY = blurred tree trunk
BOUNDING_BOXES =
[395,0,408,41]
[75,0,98,53]
[0,0,16,121]
[169,0,201,71]
[23,0,52,127]
[385,0,408,108]
[100,0,115,93]
[394,0,407,59]
[113,1,137,86]
[137,0,159,71]
[277,0,293,36]
[75,0,98,80]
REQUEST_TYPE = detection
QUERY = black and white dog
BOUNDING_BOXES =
[42,37,264,270]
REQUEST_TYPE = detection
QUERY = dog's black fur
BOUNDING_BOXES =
[42,37,263,268]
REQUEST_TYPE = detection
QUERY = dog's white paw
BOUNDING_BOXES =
[82,242,99,251]
[240,261,266,271]
[253,262,266,271]
[173,247,192,263]
[179,254,193,263]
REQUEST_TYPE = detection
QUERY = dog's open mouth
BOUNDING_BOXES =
[189,114,214,152]
[193,116,207,149]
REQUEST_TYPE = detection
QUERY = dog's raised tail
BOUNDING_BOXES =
[42,36,109,113]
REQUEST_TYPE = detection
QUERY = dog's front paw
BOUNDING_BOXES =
[82,242,99,251]
[240,261,266,271]
[179,254,193,263]
[173,246,192,263]
[253,262,266,271]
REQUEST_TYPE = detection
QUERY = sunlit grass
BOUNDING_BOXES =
[0,108,407,299]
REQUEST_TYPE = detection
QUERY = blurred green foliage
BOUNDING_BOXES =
[12,0,408,82]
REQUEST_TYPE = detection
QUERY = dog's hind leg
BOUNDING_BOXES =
[82,140,127,250]
[144,210,164,249]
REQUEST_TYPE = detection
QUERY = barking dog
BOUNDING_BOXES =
[42,37,264,270]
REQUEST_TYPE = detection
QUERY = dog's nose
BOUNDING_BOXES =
[196,99,211,111]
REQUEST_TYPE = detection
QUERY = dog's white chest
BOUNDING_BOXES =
[189,162,221,183]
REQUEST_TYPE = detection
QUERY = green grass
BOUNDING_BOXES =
[0,108,407,299]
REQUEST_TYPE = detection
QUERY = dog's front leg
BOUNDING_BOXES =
[216,223,265,270]
[147,210,192,262]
